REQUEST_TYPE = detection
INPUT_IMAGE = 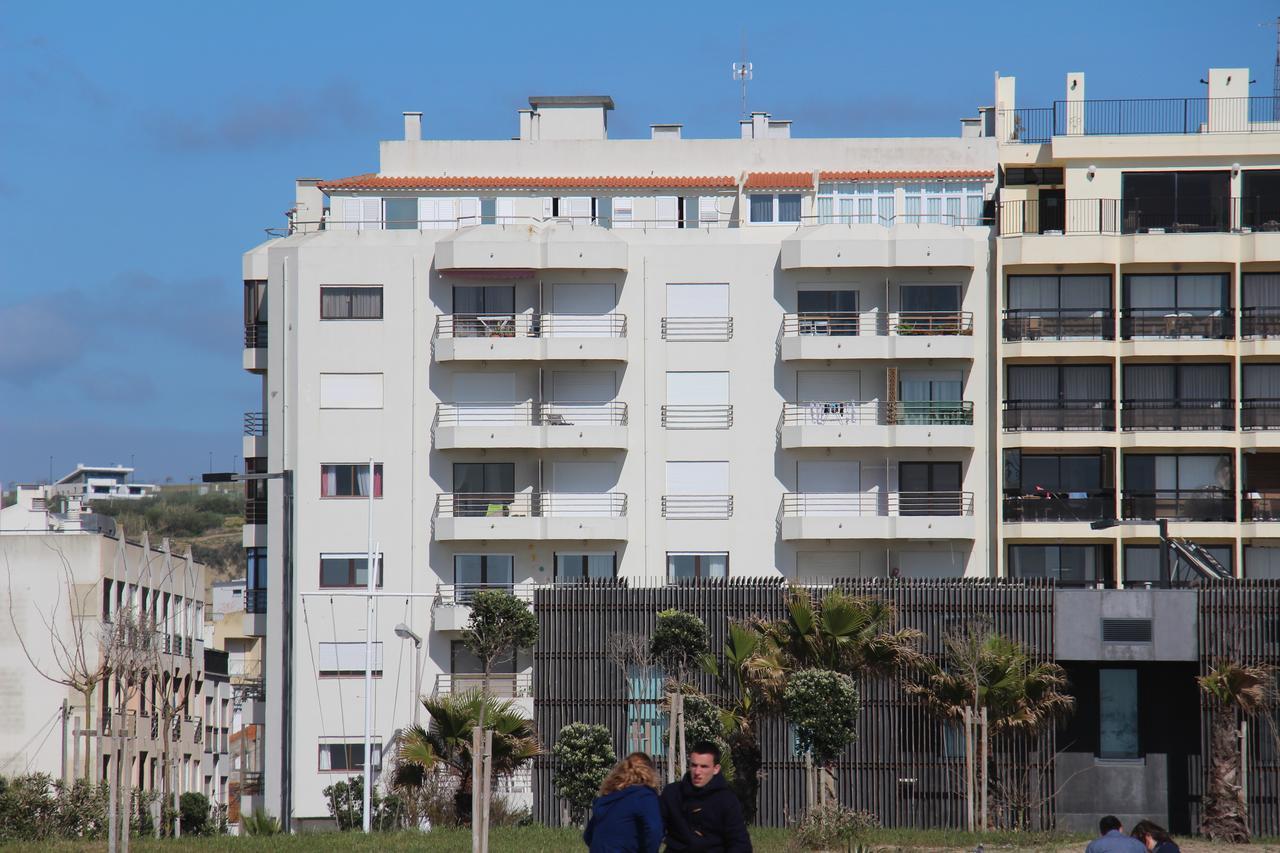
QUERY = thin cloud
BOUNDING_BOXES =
[0,296,86,385]
[10,35,112,109]
[74,369,156,405]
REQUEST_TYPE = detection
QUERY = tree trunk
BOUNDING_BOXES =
[728,735,762,823]
[83,688,94,780]
[108,733,119,853]
[1202,703,1251,842]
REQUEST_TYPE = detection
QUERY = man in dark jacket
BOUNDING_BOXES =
[659,741,752,852]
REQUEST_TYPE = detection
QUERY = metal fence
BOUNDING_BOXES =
[661,316,734,341]
[531,579,1056,829]
[998,96,1280,142]
[434,313,627,339]
[780,491,975,518]
[782,311,974,337]
[782,401,974,427]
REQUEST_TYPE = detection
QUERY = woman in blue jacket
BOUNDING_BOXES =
[583,752,663,853]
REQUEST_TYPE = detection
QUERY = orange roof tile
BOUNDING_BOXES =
[743,171,813,190]
[818,169,994,182]
[317,174,737,191]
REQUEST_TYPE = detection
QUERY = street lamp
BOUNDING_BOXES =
[204,468,296,831]
[1090,517,1171,588]
[394,623,424,728]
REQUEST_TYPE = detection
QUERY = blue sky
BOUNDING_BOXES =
[2,0,1277,485]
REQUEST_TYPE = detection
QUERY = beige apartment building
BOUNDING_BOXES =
[242,96,998,822]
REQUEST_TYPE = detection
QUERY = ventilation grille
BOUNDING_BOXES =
[1102,618,1153,643]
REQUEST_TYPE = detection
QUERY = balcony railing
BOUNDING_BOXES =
[240,771,264,794]
[1002,309,1114,341]
[782,400,974,426]
[245,589,268,614]
[1242,307,1280,338]
[781,491,975,517]
[661,404,733,429]
[1242,399,1280,430]
[1120,308,1233,340]
[434,672,532,698]
[998,96,1280,141]
[1121,399,1234,431]
[436,583,534,606]
[1003,400,1116,432]
[244,323,267,348]
[434,313,626,339]
[1003,492,1114,522]
[661,495,734,520]
[661,316,734,341]
[434,492,627,518]
[245,498,267,525]
[1121,489,1234,522]
[999,197,1280,236]
[782,310,973,337]
[434,401,628,427]
[243,411,266,437]
[801,212,989,227]
[1243,493,1280,521]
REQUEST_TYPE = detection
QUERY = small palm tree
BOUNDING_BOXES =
[393,690,539,824]
[1197,661,1277,843]
[702,622,766,821]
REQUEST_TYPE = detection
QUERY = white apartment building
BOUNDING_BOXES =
[242,95,998,823]
[52,464,158,502]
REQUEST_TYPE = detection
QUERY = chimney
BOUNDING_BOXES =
[1064,73,1085,135]
[751,111,769,138]
[518,109,535,141]
[766,119,791,139]
[403,111,422,141]
[650,123,682,140]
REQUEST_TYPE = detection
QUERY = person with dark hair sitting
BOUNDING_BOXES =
[1086,815,1146,853]
[1130,819,1181,853]
[659,740,752,852]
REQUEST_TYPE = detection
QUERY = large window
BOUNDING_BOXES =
[1004,275,1112,341]
[319,554,384,588]
[450,640,515,674]
[1008,544,1113,586]
[749,193,801,223]
[816,182,896,225]
[383,197,418,229]
[1098,669,1140,759]
[1124,543,1232,586]
[554,553,617,581]
[667,552,728,581]
[453,554,514,598]
[320,286,383,320]
[1003,450,1112,521]
[320,464,383,498]
[1122,170,1231,233]
[318,741,382,773]
[1242,170,1280,229]
[318,642,383,677]
[1122,274,1231,340]
[1122,454,1233,521]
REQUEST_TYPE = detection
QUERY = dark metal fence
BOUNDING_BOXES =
[1002,309,1114,341]
[1120,399,1235,431]
[1242,399,1280,430]
[999,97,1280,141]
[532,579,1056,830]
[1002,400,1115,432]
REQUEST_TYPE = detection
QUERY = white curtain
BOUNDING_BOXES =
[356,465,371,497]
[1176,275,1223,311]
[1008,276,1058,310]
[1060,276,1111,313]
[1244,364,1280,398]
[1126,275,1176,310]
[322,466,338,497]
[1245,273,1280,308]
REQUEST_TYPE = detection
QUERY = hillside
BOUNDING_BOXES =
[89,487,245,583]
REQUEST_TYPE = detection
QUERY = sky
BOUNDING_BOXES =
[2,0,1278,486]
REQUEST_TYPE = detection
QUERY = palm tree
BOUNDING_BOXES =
[393,690,539,824]
[1197,661,1277,843]
[702,622,767,821]
[905,623,1073,830]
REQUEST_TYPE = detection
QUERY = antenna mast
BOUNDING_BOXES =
[732,32,752,120]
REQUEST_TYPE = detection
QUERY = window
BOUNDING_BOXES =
[318,642,383,677]
[898,462,963,516]
[1098,669,1139,759]
[453,554,514,599]
[797,290,859,336]
[333,197,382,231]
[318,741,382,772]
[246,548,267,591]
[320,286,383,320]
[816,182,896,225]
[1124,544,1232,586]
[1003,167,1064,186]
[1122,170,1230,232]
[1245,545,1280,579]
[1005,275,1112,340]
[667,552,728,581]
[749,193,802,223]
[1242,170,1280,228]
[1123,274,1229,313]
[383,197,418,229]
[1002,451,1111,521]
[320,464,383,498]
[1006,365,1113,404]
[611,197,634,228]
[899,284,960,313]
[1008,544,1113,586]
[555,553,617,581]
[1123,364,1230,404]
[319,554,384,588]
[451,640,515,674]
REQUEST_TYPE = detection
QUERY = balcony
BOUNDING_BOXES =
[780,217,985,269]
[1002,309,1114,341]
[244,498,267,526]
[433,402,627,449]
[245,589,268,614]
[1120,400,1234,431]
[1121,489,1234,522]
[998,95,1280,144]
[661,317,733,342]
[433,583,535,633]
[1243,399,1280,430]
[780,401,975,449]
[780,311,974,361]
[1242,307,1280,339]
[661,404,733,429]
[433,672,532,699]
[1243,494,1280,521]
[433,219,628,273]
[433,313,627,362]
[433,492,627,541]
[1003,400,1115,432]
[243,324,267,372]
[999,198,1255,237]
[1003,492,1114,522]
[779,491,975,540]
[1120,308,1232,341]
[661,495,734,520]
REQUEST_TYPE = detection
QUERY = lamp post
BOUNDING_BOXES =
[1091,517,1171,588]
[394,623,424,728]
[204,468,295,830]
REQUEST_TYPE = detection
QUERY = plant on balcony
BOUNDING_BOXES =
[905,621,1073,831]
[1197,660,1277,843]
[649,609,709,685]
[551,722,615,825]
[784,668,860,813]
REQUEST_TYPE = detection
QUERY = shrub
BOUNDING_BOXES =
[793,804,878,850]
[649,610,709,680]
[784,669,861,767]
[322,775,400,831]
[552,722,616,824]
[179,791,211,836]
[241,808,281,836]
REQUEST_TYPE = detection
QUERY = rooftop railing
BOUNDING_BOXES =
[998,96,1280,142]
[434,492,627,518]
[781,310,973,337]
[276,215,732,236]
[434,313,626,339]
[782,400,974,426]
[799,212,990,228]
[781,491,974,517]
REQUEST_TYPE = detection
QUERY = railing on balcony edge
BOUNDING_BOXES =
[782,310,973,337]
[243,411,266,437]
[781,491,975,517]
[1121,489,1235,522]
[434,492,627,518]
[243,323,267,348]
[434,672,533,698]
[245,588,268,614]
[661,404,733,429]
[1002,400,1116,432]
[434,313,626,339]
[799,212,990,228]
[1242,399,1280,430]
[1242,307,1280,338]
[1003,492,1115,522]
[1121,399,1235,431]
[999,197,1280,237]
[998,96,1280,141]
[1120,308,1233,340]
[1002,308,1114,341]
[435,583,535,606]
[781,400,974,426]
[661,316,734,341]
[661,495,734,520]
[245,498,268,525]
[1243,493,1280,521]
[433,401,628,427]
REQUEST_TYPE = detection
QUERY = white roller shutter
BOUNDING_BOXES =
[551,283,616,337]
[335,197,368,231]
[319,373,384,409]
[550,461,619,516]
[797,370,861,401]
[655,196,679,228]
[666,283,729,317]
[666,461,729,493]
[319,641,383,673]
[666,372,729,405]
[457,197,481,226]
[560,196,592,221]
[551,370,616,401]
[896,551,966,578]
[452,372,518,424]
[496,197,515,224]
[797,460,860,517]
[699,196,721,225]
[437,197,457,229]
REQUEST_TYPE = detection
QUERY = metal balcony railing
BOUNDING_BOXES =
[781,310,973,337]
[538,402,628,426]
[1120,308,1233,340]
[1121,399,1234,431]
[781,491,974,517]
[661,495,734,520]
[1121,489,1234,522]
[1002,400,1116,432]
[240,771,264,794]
[245,498,267,525]
[243,411,266,437]
[661,316,734,341]
[1242,399,1280,430]
[998,96,1280,142]
[245,589,268,614]
[434,672,532,698]
[435,583,535,606]
[434,492,627,518]
[1002,309,1115,341]
[1243,494,1280,521]
[1003,492,1114,522]
[781,400,974,426]
[433,401,628,427]
[661,404,733,429]
[244,323,267,348]
[999,197,1280,237]
[800,212,989,227]
[434,313,626,339]
[1242,307,1280,338]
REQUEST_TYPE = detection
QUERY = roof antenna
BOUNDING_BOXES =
[732,30,752,120]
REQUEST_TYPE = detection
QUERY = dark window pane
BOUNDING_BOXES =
[384,198,417,229]
[750,194,774,223]
[777,194,802,222]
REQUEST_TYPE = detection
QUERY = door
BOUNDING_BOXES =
[797,290,859,336]
[796,371,862,423]
[452,463,515,516]
[452,372,517,424]
[900,370,963,424]
[1038,189,1065,234]
[899,284,960,313]
[655,196,679,228]
[551,283,616,337]
[453,286,516,337]
[797,460,860,516]
[899,461,962,515]
[550,370,616,423]
[550,461,618,516]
